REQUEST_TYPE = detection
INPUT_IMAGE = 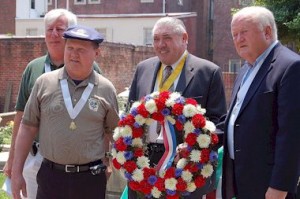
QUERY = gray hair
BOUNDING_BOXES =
[232,6,278,40]
[44,9,77,29]
[152,17,187,36]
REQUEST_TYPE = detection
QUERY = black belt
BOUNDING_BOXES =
[148,143,165,153]
[43,158,103,173]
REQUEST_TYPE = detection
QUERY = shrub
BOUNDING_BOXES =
[0,121,13,152]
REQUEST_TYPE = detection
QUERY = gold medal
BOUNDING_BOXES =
[69,121,77,130]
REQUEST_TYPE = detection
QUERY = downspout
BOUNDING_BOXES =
[163,0,166,14]
[66,0,69,10]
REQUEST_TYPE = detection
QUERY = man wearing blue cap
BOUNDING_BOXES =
[11,25,120,199]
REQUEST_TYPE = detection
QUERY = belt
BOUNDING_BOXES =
[148,143,165,153]
[43,158,103,173]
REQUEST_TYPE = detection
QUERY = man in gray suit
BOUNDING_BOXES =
[127,16,227,199]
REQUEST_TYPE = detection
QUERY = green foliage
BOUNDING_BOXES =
[0,121,13,151]
[0,173,10,199]
[254,0,300,52]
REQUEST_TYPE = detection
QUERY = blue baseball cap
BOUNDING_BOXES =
[63,25,104,44]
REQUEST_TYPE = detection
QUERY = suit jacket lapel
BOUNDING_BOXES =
[238,45,278,116]
[176,53,194,94]
[150,61,161,93]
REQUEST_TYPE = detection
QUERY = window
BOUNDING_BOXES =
[26,28,38,36]
[143,28,153,46]
[95,28,106,41]
[141,0,154,3]
[74,0,86,5]
[88,0,100,4]
[239,0,254,6]
[229,59,242,73]
[48,0,52,5]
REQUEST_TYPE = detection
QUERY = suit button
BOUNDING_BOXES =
[235,124,240,127]
[235,149,241,152]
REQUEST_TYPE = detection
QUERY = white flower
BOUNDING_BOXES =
[111,148,117,158]
[197,134,211,148]
[131,101,141,110]
[166,116,176,124]
[201,164,214,178]
[113,127,122,141]
[116,152,126,164]
[135,114,146,125]
[145,99,157,114]
[150,91,160,98]
[183,104,197,117]
[205,120,216,132]
[132,169,144,182]
[145,118,154,125]
[176,158,188,169]
[165,92,181,107]
[190,150,201,162]
[186,182,196,192]
[181,170,193,183]
[120,125,133,137]
[151,187,162,198]
[132,138,143,147]
[183,121,195,134]
[165,178,177,191]
[196,105,206,115]
[137,156,150,168]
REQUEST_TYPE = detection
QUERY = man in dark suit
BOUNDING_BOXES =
[222,6,300,199]
[127,16,227,199]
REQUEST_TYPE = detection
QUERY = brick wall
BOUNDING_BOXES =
[0,0,16,35]
[0,37,235,113]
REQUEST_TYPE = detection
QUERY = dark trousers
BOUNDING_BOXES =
[36,161,107,199]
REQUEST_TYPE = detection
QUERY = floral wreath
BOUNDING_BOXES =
[112,91,219,199]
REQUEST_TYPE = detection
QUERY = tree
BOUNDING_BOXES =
[255,0,300,52]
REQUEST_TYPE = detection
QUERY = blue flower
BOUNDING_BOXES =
[162,108,170,116]
[209,151,218,162]
[166,190,176,196]
[131,108,138,116]
[197,163,203,169]
[125,172,132,180]
[123,137,132,145]
[177,115,186,123]
[134,122,141,128]
[193,128,201,135]
[175,168,183,177]
[148,175,158,185]
[124,151,133,160]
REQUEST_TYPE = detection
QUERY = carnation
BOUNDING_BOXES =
[120,125,133,137]
[176,158,188,169]
[183,121,195,134]
[132,138,143,147]
[132,169,144,182]
[135,114,147,125]
[181,170,193,183]
[137,156,150,168]
[144,99,157,114]
[151,187,162,198]
[190,150,201,163]
[165,178,177,191]
[116,152,126,164]
[197,134,211,148]
[183,104,197,117]
[204,120,216,132]
[186,182,196,192]
[201,164,214,178]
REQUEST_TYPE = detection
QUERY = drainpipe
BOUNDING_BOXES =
[163,0,166,14]
[66,0,69,10]
[55,0,57,9]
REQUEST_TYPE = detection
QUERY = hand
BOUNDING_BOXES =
[174,143,189,164]
[11,172,27,199]
[3,158,13,178]
[265,187,287,199]
[105,165,112,180]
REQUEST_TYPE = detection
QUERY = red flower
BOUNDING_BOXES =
[185,98,198,106]
[164,167,176,178]
[152,112,164,122]
[159,91,171,100]
[133,148,144,157]
[132,127,143,138]
[166,194,180,199]
[137,104,149,118]
[140,180,152,195]
[184,163,198,173]
[176,178,187,191]
[112,158,122,169]
[175,120,183,131]
[123,161,137,173]
[155,98,166,112]
[200,149,210,163]
[172,103,184,115]
[120,114,135,126]
[179,147,190,159]
[191,114,206,128]
[185,133,197,146]
[129,181,140,191]
[154,177,165,191]
[211,133,219,145]
[143,167,156,179]
[115,137,127,151]
[194,175,206,188]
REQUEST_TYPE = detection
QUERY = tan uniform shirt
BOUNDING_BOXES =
[22,67,119,165]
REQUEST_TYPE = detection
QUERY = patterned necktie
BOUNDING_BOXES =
[157,66,173,135]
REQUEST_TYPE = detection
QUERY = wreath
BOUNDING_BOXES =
[112,91,219,199]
